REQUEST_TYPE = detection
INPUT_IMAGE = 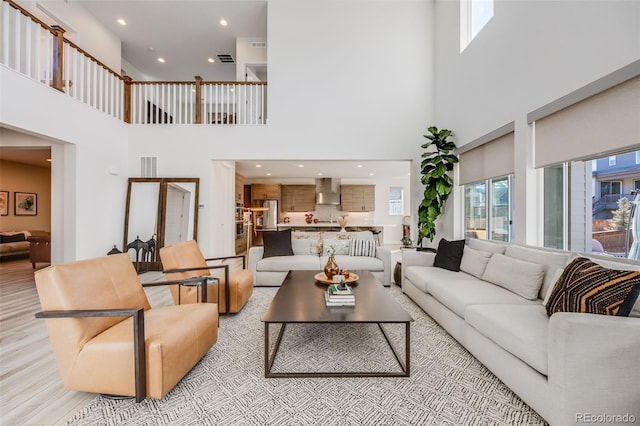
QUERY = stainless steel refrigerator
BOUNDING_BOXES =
[254,199,278,230]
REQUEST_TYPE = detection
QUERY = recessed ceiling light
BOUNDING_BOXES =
[219,19,228,26]
[207,58,215,63]
[147,46,155,52]
[255,164,262,168]
[357,164,363,168]
[266,173,272,176]
[317,172,323,176]
[369,173,375,176]
[157,57,165,63]
[297,164,304,168]
[117,18,126,26]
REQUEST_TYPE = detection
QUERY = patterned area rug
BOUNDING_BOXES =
[65,286,547,425]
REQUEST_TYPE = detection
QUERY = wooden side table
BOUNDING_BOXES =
[27,235,51,269]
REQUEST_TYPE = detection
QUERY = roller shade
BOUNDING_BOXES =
[535,76,640,168]
[458,132,514,185]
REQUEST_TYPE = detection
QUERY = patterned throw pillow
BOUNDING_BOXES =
[545,257,640,316]
[349,239,376,257]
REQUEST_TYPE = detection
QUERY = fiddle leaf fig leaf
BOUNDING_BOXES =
[417,126,458,247]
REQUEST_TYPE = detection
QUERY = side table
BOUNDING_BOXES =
[27,235,51,269]
[393,260,402,286]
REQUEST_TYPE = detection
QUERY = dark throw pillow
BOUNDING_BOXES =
[262,229,294,258]
[433,239,465,272]
[0,233,26,243]
[545,257,640,316]
[617,285,640,318]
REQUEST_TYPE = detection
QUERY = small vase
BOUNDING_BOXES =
[324,255,339,280]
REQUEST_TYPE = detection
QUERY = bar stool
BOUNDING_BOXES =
[371,230,382,246]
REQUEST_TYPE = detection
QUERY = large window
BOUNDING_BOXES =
[464,176,512,241]
[543,150,640,258]
[389,187,404,215]
[460,0,494,52]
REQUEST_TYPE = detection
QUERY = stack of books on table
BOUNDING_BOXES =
[324,283,355,306]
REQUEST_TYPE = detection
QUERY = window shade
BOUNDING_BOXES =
[534,76,640,168]
[458,132,514,185]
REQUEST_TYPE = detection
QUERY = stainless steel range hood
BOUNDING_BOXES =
[315,178,341,205]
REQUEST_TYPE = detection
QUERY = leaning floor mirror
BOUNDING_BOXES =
[123,177,199,271]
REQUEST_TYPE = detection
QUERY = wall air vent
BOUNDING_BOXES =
[250,41,267,48]
[141,156,157,177]
[217,54,235,63]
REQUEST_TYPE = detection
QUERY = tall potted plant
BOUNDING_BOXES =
[417,126,458,247]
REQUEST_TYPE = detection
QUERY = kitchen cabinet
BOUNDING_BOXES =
[235,173,244,204]
[251,184,281,202]
[235,224,248,254]
[281,185,316,212]
[340,185,375,211]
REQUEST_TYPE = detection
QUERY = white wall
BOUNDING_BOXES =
[1,68,129,262]
[128,0,435,256]
[434,0,640,244]
[236,37,268,82]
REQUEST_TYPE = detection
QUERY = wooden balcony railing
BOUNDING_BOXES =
[0,0,266,125]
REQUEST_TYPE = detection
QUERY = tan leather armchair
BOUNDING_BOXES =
[34,253,218,402]
[160,240,253,314]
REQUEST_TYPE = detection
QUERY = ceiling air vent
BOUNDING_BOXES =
[251,41,267,48]
[217,54,235,63]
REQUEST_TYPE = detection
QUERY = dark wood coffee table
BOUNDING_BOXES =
[261,270,413,378]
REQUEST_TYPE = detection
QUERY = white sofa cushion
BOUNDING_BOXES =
[467,238,506,254]
[427,276,537,318]
[325,255,383,272]
[460,246,493,279]
[465,304,549,375]
[504,245,570,300]
[482,254,544,300]
[292,239,311,255]
[405,265,456,293]
[257,255,321,272]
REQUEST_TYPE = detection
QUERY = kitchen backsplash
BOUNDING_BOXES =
[284,207,373,225]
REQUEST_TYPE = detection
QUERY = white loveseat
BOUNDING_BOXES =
[248,231,392,287]
[402,238,640,426]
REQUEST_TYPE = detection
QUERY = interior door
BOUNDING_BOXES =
[164,184,191,246]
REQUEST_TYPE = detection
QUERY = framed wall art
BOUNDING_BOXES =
[0,191,8,216]
[14,192,37,216]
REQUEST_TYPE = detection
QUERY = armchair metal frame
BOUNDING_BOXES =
[34,276,209,402]
[162,254,246,315]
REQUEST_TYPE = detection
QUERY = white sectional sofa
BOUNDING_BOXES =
[402,238,640,426]
[248,231,392,287]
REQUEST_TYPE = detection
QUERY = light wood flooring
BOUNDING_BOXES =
[0,258,188,426]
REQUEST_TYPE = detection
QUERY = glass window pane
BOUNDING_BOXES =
[465,182,487,239]
[471,0,494,39]
[389,187,403,215]
[490,177,510,242]
[544,165,564,249]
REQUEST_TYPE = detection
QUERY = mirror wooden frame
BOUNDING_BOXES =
[123,178,200,270]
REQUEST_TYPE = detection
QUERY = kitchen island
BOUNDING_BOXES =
[277,222,381,231]
[276,223,383,245]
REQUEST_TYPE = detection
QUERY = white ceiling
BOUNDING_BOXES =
[236,160,412,180]
[75,0,267,81]
[0,147,51,168]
